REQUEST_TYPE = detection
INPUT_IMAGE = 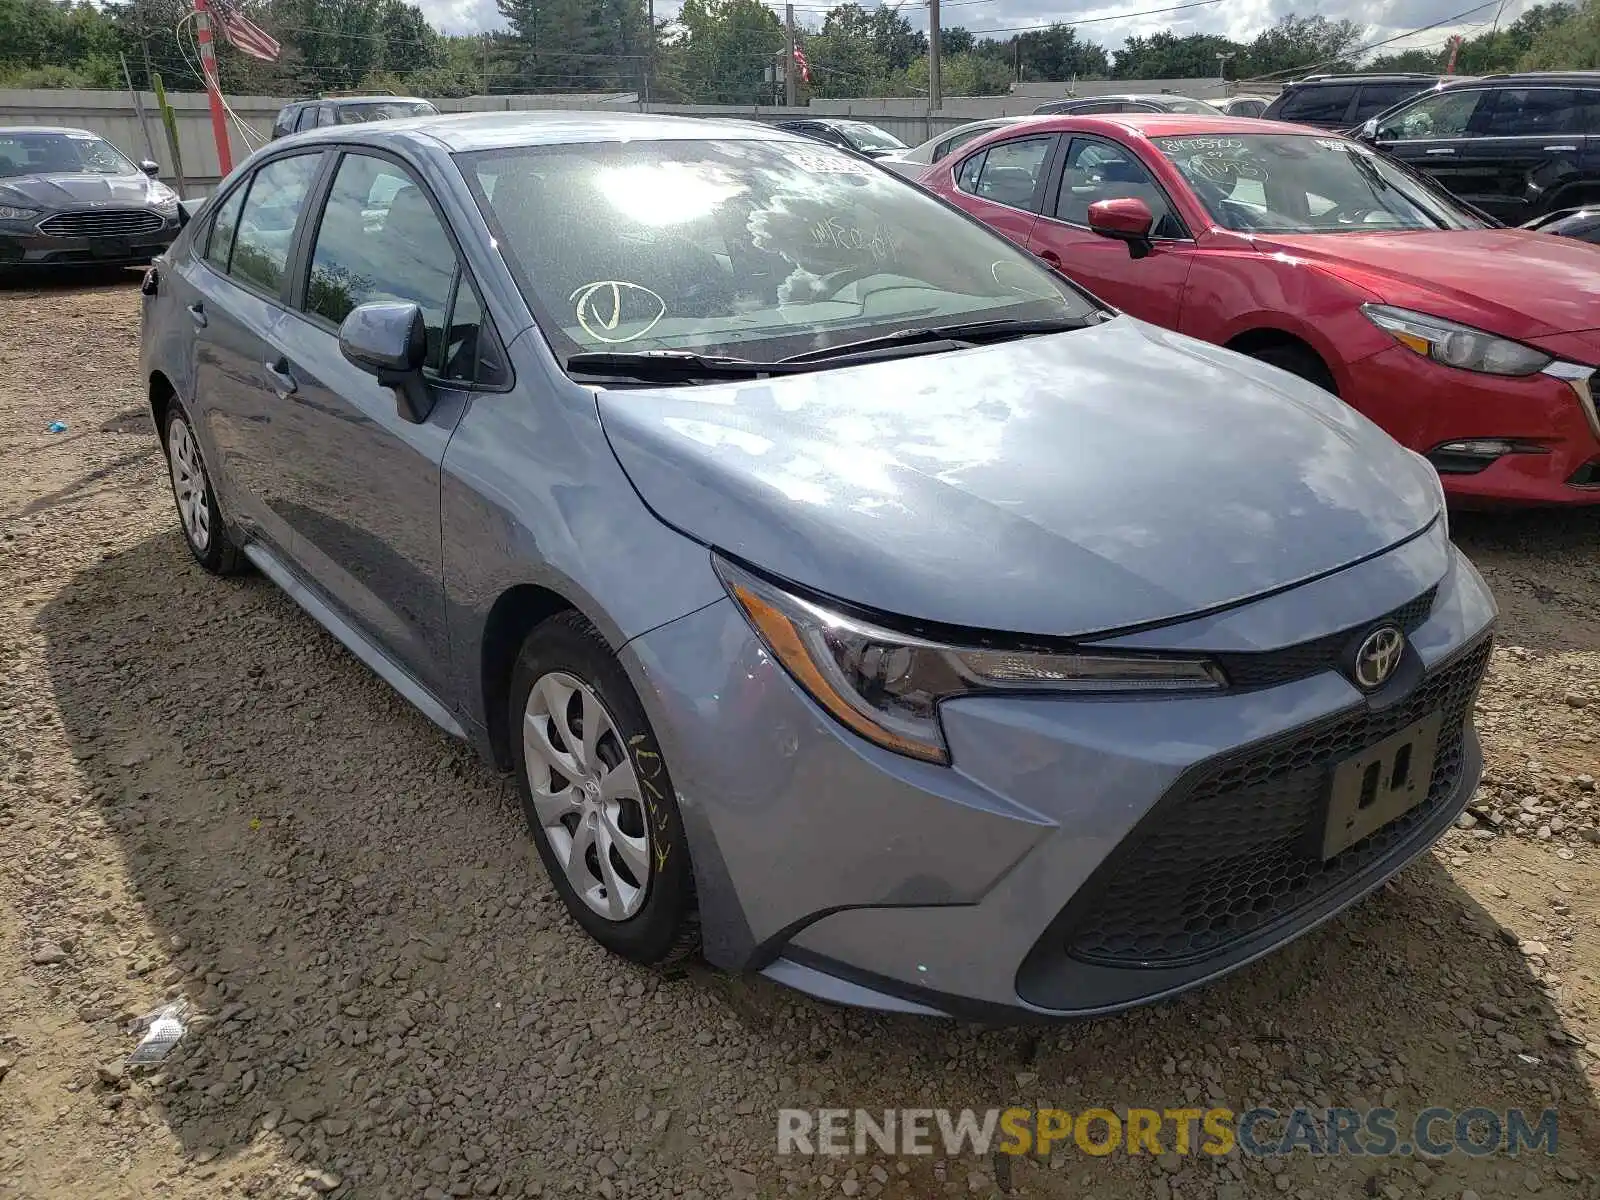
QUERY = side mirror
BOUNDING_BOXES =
[1359,118,1379,141]
[140,159,161,177]
[1087,197,1156,260]
[339,301,434,423]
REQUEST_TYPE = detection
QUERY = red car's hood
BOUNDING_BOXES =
[1253,228,1600,339]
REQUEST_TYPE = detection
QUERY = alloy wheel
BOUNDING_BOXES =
[522,671,652,921]
[167,416,211,553]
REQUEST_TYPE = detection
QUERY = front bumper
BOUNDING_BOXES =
[0,218,180,266]
[1345,345,1600,506]
[621,522,1496,1019]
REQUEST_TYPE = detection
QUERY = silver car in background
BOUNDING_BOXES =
[139,112,1493,1019]
[877,116,1032,178]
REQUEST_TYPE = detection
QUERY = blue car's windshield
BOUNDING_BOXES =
[462,137,1096,361]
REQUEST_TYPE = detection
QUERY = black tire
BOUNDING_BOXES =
[509,611,699,966]
[1249,343,1338,396]
[162,399,246,575]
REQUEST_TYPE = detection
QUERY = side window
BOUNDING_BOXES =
[1482,88,1584,136]
[1352,84,1421,122]
[937,127,985,161]
[204,183,246,273]
[1277,84,1357,124]
[272,108,296,138]
[294,106,317,132]
[229,153,321,294]
[1055,138,1182,237]
[441,277,508,388]
[961,136,1051,210]
[1073,101,1123,115]
[955,149,986,191]
[1377,89,1485,140]
[303,153,457,368]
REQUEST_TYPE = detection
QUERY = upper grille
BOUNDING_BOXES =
[1060,634,1492,968]
[1214,585,1437,690]
[37,208,165,238]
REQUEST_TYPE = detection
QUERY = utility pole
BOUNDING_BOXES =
[481,32,489,95]
[121,52,159,164]
[645,0,654,106]
[928,0,941,112]
[785,3,796,107]
[1013,35,1020,85]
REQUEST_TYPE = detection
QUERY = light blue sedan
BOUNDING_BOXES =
[138,110,1494,1019]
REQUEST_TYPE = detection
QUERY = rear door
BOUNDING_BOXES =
[943,133,1057,247]
[265,149,508,695]
[186,151,325,551]
[1027,134,1193,327]
[1464,86,1591,221]
[1372,87,1494,203]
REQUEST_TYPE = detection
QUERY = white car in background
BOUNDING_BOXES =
[877,116,1033,178]
[1218,95,1274,118]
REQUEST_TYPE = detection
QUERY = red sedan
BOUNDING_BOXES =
[919,113,1600,505]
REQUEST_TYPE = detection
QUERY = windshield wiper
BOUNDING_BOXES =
[566,315,1092,382]
[776,316,1092,365]
[565,349,802,381]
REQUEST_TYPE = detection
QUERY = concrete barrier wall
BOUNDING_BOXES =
[1,80,1260,195]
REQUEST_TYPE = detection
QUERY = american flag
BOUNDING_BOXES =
[211,0,281,63]
[793,45,810,84]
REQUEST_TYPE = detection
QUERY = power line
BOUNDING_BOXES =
[1238,0,1502,81]
[961,0,1225,37]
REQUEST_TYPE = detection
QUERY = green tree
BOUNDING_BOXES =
[1520,0,1600,67]
[661,0,781,103]
[1243,14,1367,77]
[1015,24,1109,81]
[1113,31,1243,78]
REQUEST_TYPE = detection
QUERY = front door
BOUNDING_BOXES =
[264,150,489,697]
[1372,87,1496,209]
[1026,134,1194,328]
[944,133,1058,248]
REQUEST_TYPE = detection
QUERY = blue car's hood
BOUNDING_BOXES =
[597,318,1439,638]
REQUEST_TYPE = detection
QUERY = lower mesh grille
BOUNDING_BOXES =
[1062,635,1492,968]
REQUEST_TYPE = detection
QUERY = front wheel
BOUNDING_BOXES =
[1248,343,1338,396]
[509,611,699,965]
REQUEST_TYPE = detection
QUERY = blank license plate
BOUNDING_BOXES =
[1321,711,1443,860]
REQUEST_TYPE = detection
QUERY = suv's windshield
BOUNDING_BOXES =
[0,131,137,179]
[1153,132,1482,233]
[465,138,1096,363]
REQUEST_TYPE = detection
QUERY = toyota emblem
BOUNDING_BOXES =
[1353,626,1405,690]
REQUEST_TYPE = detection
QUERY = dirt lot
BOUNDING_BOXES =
[0,277,1598,1200]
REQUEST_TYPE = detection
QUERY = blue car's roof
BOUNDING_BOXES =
[283,110,807,154]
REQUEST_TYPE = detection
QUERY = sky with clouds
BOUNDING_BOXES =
[416,0,1530,62]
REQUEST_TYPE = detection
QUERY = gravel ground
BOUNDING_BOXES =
[1,276,1598,1200]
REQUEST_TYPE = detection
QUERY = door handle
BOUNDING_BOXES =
[263,357,298,398]
[1544,144,1578,152]
[1424,148,1456,156]
[187,303,206,328]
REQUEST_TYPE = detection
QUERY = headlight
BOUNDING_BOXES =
[716,556,1225,764]
[1406,449,1448,540]
[149,185,179,217]
[1361,304,1551,376]
[0,204,40,221]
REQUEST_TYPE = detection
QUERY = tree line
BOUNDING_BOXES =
[0,0,1593,104]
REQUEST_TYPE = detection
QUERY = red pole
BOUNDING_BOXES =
[1444,35,1462,75]
[192,0,233,176]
